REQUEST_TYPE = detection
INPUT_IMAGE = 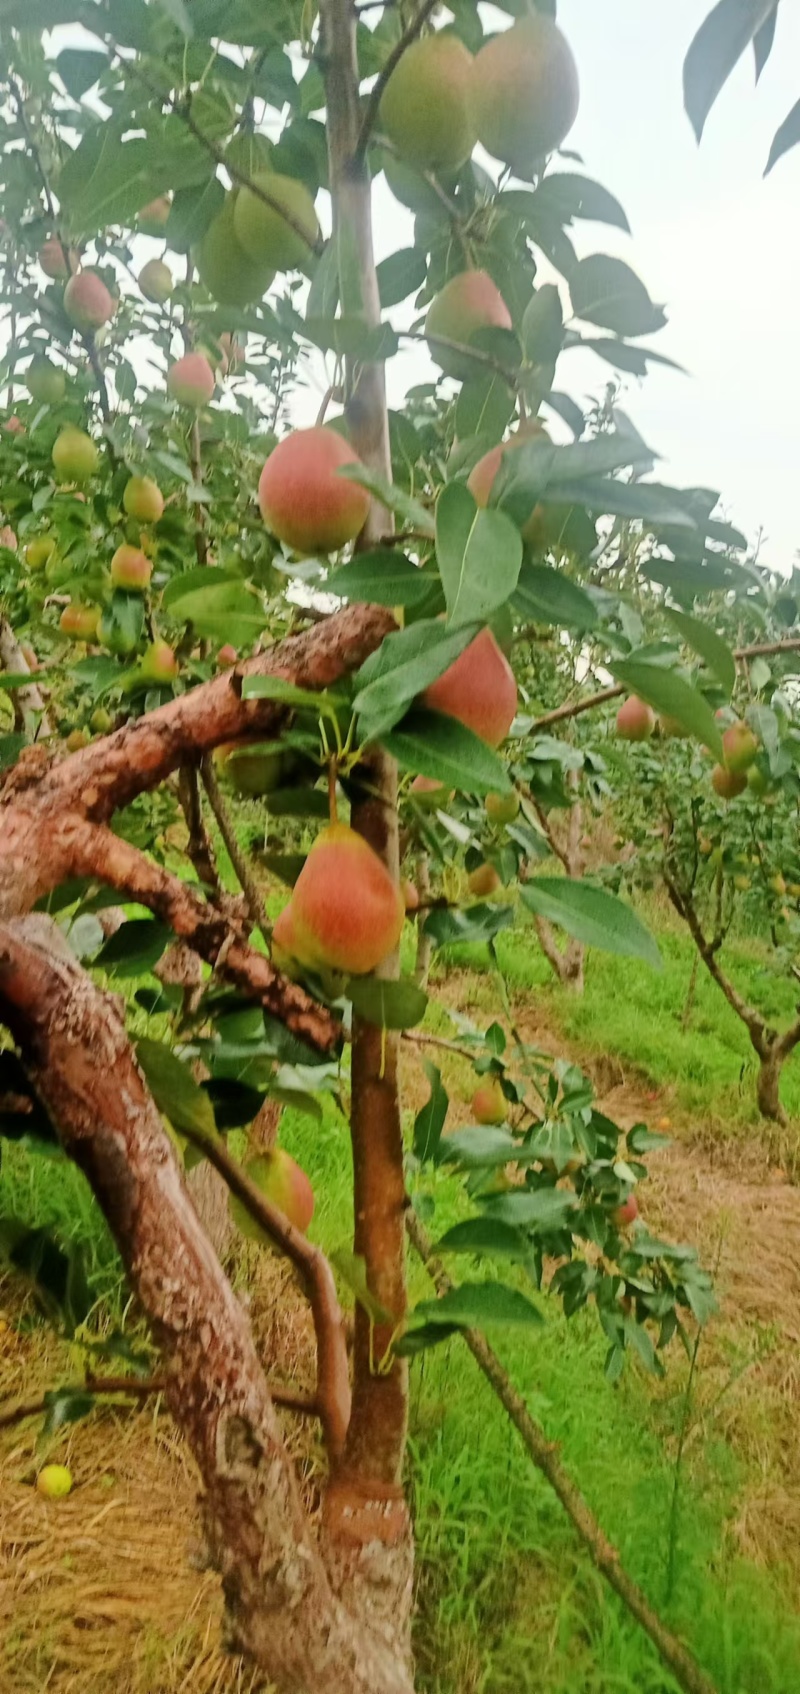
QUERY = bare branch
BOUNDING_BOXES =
[201,754,271,940]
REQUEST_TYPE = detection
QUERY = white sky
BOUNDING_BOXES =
[26,4,800,571]
[364,1,800,572]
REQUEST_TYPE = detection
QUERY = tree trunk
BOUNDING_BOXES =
[756,1046,787,1125]
[0,916,414,1694]
[534,915,585,992]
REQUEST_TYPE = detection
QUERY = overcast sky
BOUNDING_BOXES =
[365,1,800,572]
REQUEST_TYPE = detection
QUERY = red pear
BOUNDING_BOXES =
[426,270,512,380]
[63,270,115,332]
[421,627,517,747]
[469,15,579,174]
[616,696,655,742]
[273,823,404,976]
[722,721,758,774]
[468,862,502,898]
[712,764,747,800]
[258,427,370,554]
[613,1194,639,1229]
[471,1077,506,1124]
[111,544,152,592]
[231,1150,315,1239]
[167,353,215,408]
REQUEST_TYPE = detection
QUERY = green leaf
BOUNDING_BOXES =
[683,0,775,141]
[521,284,565,364]
[569,255,667,337]
[413,1062,448,1163]
[166,177,224,251]
[338,464,434,537]
[435,1218,530,1259]
[439,1125,519,1168]
[376,247,427,306]
[664,608,736,695]
[353,619,479,742]
[480,1187,578,1230]
[135,1037,217,1140]
[409,1280,544,1331]
[239,674,341,714]
[383,708,512,796]
[95,919,172,979]
[57,48,108,98]
[627,1124,671,1155]
[611,658,723,755]
[455,373,517,444]
[164,577,265,643]
[579,338,686,377]
[327,550,436,609]
[521,878,662,968]
[58,123,210,235]
[347,977,428,1030]
[531,174,631,233]
[765,95,800,175]
[436,482,522,626]
[423,903,514,948]
[753,6,778,78]
[514,562,598,630]
[330,1249,394,1325]
[42,1386,95,1438]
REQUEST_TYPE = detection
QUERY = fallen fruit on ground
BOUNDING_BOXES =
[36,1464,73,1499]
[272,822,404,975]
[52,426,99,482]
[111,544,152,591]
[138,259,173,303]
[472,1076,507,1124]
[63,270,115,332]
[421,627,517,747]
[616,696,656,741]
[123,475,164,523]
[425,270,512,380]
[470,15,580,174]
[230,1150,315,1240]
[379,33,476,173]
[167,353,215,408]
[25,354,66,404]
[258,426,370,554]
[233,172,320,273]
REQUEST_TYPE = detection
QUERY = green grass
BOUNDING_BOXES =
[442,898,800,1136]
[4,899,800,1692]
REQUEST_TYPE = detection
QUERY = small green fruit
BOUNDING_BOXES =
[485,789,520,825]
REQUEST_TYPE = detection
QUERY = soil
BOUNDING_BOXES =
[3,995,800,1690]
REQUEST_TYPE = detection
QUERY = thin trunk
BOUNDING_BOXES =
[681,954,699,1030]
[756,1046,787,1125]
[320,0,413,1661]
[414,854,432,987]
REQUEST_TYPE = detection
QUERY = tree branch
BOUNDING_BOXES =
[354,0,441,163]
[0,1375,317,1430]
[201,753,271,940]
[406,1210,719,1694]
[530,639,800,734]
[664,872,768,1052]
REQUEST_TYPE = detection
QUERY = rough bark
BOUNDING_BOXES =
[0,916,413,1694]
[756,1051,786,1125]
[319,0,413,1660]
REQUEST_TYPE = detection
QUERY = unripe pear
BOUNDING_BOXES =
[426,270,512,380]
[233,171,320,273]
[747,763,769,797]
[60,602,100,640]
[63,269,115,332]
[111,544,152,592]
[138,258,173,303]
[616,696,655,742]
[380,33,476,173]
[410,774,453,809]
[52,426,98,482]
[258,427,370,554]
[471,1076,506,1124]
[26,354,66,405]
[230,1150,315,1240]
[196,193,275,308]
[91,706,114,733]
[141,640,178,683]
[468,861,502,898]
[485,789,520,824]
[770,872,787,896]
[137,195,171,232]
[214,740,285,797]
[272,823,404,976]
[25,535,56,569]
[66,728,89,752]
[421,627,517,747]
[39,239,79,279]
[712,764,747,800]
[123,475,164,524]
[469,16,580,174]
[721,720,758,774]
[167,353,215,408]
[37,1463,73,1499]
[613,1193,639,1228]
